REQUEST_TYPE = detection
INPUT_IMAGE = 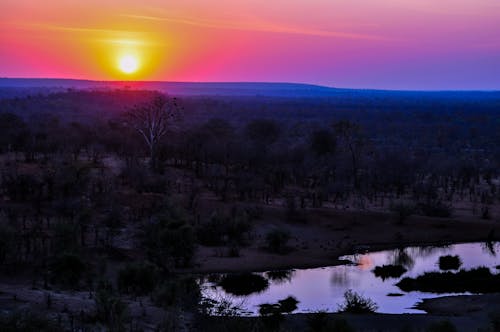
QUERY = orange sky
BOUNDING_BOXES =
[1,0,499,89]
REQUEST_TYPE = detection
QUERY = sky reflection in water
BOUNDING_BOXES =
[200,242,500,315]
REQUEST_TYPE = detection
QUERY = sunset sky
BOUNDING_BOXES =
[1,0,499,90]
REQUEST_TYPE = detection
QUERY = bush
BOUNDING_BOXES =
[196,210,252,246]
[146,216,196,269]
[397,267,500,293]
[438,255,462,270]
[51,221,79,253]
[418,200,452,218]
[152,276,200,310]
[285,195,306,223]
[0,310,62,332]
[373,265,407,280]
[426,320,457,332]
[259,296,299,331]
[244,205,263,220]
[49,252,87,288]
[117,262,158,296]
[265,229,291,254]
[389,202,415,224]
[0,223,15,264]
[277,296,299,313]
[200,296,245,317]
[337,289,378,314]
[94,281,129,331]
[265,270,295,284]
[219,273,269,296]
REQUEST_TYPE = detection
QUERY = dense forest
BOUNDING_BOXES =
[0,88,499,331]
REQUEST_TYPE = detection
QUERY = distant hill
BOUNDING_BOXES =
[1,78,498,100]
[0,78,341,97]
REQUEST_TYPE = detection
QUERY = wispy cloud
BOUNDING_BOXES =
[4,22,160,45]
[7,22,145,36]
[120,13,395,42]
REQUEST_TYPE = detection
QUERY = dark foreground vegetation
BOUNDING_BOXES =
[373,265,407,280]
[397,267,500,293]
[438,255,462,271]
[218,273,269,296]
[0,87,499,330]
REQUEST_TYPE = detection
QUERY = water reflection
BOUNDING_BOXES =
[330,266,356,287]
[390,248,415,270]
[265,270,295,284]
[200,242,500,315]
[218,273,269,296]
[482,241,497,256]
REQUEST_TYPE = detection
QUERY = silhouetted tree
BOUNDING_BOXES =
[333,120,365,190]
[125,94,180,170]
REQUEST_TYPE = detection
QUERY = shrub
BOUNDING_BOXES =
[389,201,415,224]
[265,229,291,254]
[94,281,129,331]
[481,206,491,220]
[49,252,87,288]
[397,267,500,293]
[104,205,124,229]
[146,216,196,269]
[277,296,299,313]
[265,270,295,284]
[310,129,336,157]
[418,200,452,218]
[0,223,15,264]
[219,273,269,296]
[196,210,252,246]
[117,262,159,296]
[337,289,378,314]
[244,205,263,220]
[0,310,62,332]
[200,296,245,317]
[259,303,281,317]
[51,221,79,253]
[152,276,200,310]
[196,214,227,246]
[438,255,462,270]
[373,265,407,280]
[259,296,299,331]
[285,194,306,223]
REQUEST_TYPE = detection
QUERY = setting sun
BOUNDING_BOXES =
[118,55,139,74]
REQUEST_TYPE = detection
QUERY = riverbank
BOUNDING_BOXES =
[200,308,498,332]
[185,206,500,273]
[417,293,500,316]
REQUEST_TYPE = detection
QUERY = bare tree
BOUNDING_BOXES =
[125,94,180,169]
[333,120,365,190]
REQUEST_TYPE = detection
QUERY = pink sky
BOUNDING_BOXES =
[1,0,499,89]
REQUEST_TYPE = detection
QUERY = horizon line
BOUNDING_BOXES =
[1,76,499,93]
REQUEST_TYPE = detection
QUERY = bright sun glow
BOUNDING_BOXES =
[118,55,139,74]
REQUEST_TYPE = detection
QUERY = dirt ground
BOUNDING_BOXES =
[186,203,500,273]
[2,186,500,331]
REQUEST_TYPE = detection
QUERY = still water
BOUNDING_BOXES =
[200,242,500,315]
